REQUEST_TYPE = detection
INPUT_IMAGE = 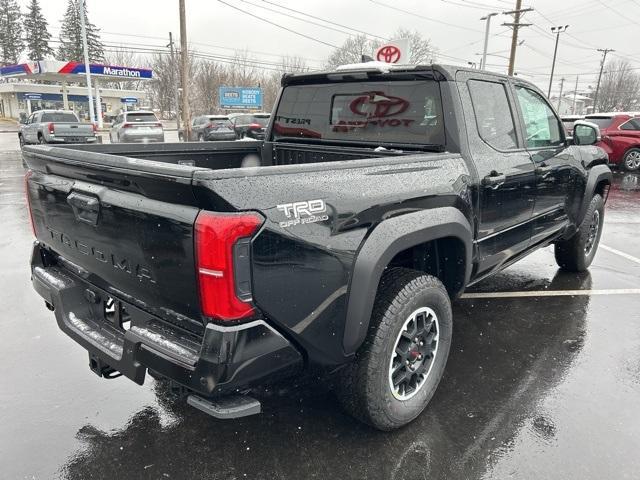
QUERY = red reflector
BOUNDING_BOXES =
[92,123,97,133]
[195,211,263,321]
[24,170,36,236]
[248,123,261,129]
[123,123,133,128]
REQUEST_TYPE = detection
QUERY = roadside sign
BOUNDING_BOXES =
[23,93,42,100]
[374,39,410,64]
[219,87,263,109]
[120,97,138,104]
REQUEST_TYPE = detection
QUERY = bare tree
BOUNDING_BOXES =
[596,59,640,112]
[325,30,437,69]
[261,56,309,112]
[325,34,377,68]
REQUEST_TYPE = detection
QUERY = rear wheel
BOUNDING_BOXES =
[18,135,25,148]
[337,268,452,431]
[37,134,46,144]
[197,133,205,142]
[622,148,640,171]
[555,194,604,271]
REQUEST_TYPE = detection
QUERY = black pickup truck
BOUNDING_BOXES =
[24,64,611,430]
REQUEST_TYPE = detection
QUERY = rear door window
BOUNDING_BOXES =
[620,118,640,130]
[468,79,518,150]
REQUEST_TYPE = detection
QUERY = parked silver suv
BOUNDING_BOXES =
[109,110,164,143]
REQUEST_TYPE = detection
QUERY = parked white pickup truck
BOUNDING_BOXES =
[19,110,97,147]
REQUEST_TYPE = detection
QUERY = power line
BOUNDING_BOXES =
[239,0,358,38]
[216,0,340,49]
[368,0,484,32]
[260,0,388,40]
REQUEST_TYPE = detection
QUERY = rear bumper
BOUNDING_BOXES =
[205,132,238,141]
[119,132,165,143]
[30,243,302,396]
[47,136,97,143]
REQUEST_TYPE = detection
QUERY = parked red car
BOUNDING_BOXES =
[585,113,640,171]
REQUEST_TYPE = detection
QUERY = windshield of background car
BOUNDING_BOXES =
[127,113,158,122]
[252,115,270,126]
[586,117,614,129]
[40,112,78,122]
[272,80,445,146]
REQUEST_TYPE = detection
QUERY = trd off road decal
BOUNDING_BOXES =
[276,199,329,228]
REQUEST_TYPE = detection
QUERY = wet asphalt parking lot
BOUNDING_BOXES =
[1,130,639,479]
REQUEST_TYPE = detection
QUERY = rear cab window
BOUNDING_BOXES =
[126,113,158,122]
[40,112,79,123]
[273,80,445,148]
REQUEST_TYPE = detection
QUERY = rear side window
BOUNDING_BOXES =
[40,112,79,123]
[586,117,614,129]
[126,113,158,122]
[468,80,518,150]
[515,86,563,148]
[620,118,640,130]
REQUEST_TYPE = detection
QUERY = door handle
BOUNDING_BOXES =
[482,172,506,189]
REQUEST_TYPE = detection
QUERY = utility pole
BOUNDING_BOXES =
[593,48,614,113]
[179,0,191,142]
[167,32,181,134]
[503,0,533,76]
[557,77,565,112]
[78,0,95,125]
[572,75,579,114]
[480,12,499,70]
[547,25,569,98]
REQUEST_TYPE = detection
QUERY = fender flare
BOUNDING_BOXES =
[342,207,473,356]
[577,164,612,223]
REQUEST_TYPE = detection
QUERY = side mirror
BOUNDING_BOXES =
[573,121,601,146]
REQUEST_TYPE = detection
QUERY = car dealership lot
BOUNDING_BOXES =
[2,136,640,479]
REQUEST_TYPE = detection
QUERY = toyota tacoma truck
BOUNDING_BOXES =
[23,64,611,430]
[19,109,97,147]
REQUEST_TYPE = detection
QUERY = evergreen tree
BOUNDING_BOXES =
[0,0,24,65]
[57,0,104,63]
[23,0,53,60]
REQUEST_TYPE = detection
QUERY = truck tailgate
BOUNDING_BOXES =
[52,123,94,138]
[24,146,206,333]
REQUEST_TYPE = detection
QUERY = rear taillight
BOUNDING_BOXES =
[24,170,35,236]
[123,123,133,128]
[195,211,263,321]
[48,122,54,134]
[154,123,162,128]
[248,123,261,129]
[92,123,97,133]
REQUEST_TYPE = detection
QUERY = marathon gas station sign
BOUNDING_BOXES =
[0,60,152,80]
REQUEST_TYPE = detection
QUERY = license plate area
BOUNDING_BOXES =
[103,296,132,331]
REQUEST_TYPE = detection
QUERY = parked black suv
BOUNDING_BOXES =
[178,115,238,142]
[24,63,610,430]
[229,112,270,139]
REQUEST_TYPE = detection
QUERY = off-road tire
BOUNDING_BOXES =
[555,194,604,272]
[337,268,453,431]
[37,134,46,144]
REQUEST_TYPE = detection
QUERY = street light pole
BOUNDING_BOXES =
[547,25,569,98]
[78,0,95,124]
[557,77,565,112]
[480,12,499,70]
[167,32,181,133]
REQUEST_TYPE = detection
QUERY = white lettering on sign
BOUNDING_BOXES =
[102,66,141,78]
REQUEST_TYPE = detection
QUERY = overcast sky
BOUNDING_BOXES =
[18,0,639,94]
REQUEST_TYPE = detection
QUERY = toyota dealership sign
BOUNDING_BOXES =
[374,39,410,64]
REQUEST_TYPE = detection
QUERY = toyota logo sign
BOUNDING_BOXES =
[350,92,409,118]
[376,45,402,63]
